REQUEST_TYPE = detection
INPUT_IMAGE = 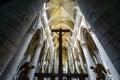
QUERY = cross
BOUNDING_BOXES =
[52,28,70,80]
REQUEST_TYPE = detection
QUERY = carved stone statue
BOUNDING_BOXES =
[90,63,107,80]
[17,62,35,80]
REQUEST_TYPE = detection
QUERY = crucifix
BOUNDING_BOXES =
[34,28,88,80]
[52,28,70,80]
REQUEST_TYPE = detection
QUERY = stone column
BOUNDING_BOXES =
[54,49,57,73]
[41,60,45,73]
[68,47,74,73]
[73,48,80,73]
[81,43,96,80]
[47,46,54,76]
[54,49,58,80]
[93,56,98,64]
[78,50,86,74]
[28,43,43,80]
[25,54,32,62]
[65,60,68,73]
[88,28,120,78]
[71,48,75,74]
[43,46,49,80]
[80,28,96,80]
[74,59,80,73]
[0,30,35,80]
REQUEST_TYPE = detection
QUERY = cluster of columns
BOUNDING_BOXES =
[78,21,119,80]
[67,25,119,80]
[0,29,36,80]
[0,27,47,80]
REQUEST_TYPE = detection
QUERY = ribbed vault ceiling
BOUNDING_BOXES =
[46,0,75,48]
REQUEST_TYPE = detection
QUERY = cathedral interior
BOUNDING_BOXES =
[0,0,120,80]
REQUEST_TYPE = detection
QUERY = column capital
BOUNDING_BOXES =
[75,57,79,61]
[28,28,36,34]
[81,43,88,49]
[88,28,94,34]
[38,43,43,47]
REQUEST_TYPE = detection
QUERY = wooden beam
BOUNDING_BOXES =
[35,73,88,78]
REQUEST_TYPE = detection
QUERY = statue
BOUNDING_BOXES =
[90,63,107,80]
[17,62,35,80]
